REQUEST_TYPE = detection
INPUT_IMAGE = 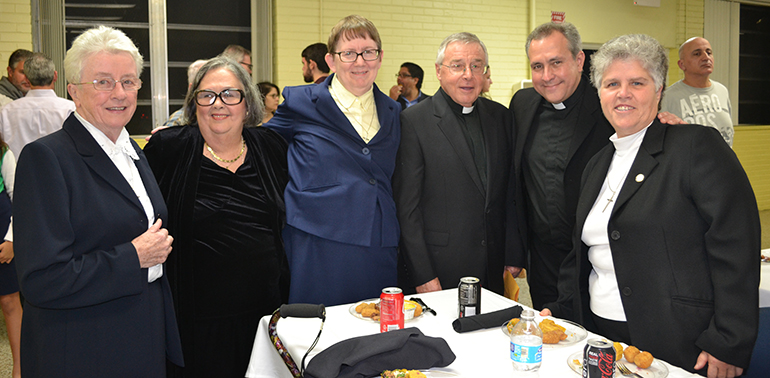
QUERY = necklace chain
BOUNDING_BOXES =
[205,138,245,164]
[330,85,377,142]
[602,176,622,213]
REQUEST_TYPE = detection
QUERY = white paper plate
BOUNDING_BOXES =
[567,350,669,378]
[502,316,588,349]
[349,299,424,322]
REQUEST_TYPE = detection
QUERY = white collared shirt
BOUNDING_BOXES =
[0,89,76,158]
[75,112,163,283]
[329,75,381,143]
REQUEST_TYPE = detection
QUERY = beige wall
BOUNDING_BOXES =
[734,126,770,210]
[272,0,704,107]
[0,0,33,69]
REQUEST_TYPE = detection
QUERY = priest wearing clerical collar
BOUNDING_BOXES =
[393,32,520,296]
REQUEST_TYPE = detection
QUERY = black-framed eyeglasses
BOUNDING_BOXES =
[74,77,142,91]
[396,73,413,78]
[440,63,488,75]
[194,89,245,106]
[332,49,381,63]
[240,61,253,71]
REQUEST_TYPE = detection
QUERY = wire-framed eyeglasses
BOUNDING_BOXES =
[440,63,489,75]
[332,49,381,63]
[74,77,142,91]
[194,89,245,106]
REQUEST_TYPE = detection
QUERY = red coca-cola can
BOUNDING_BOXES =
[379,287,404,333]
[582,339,615,378]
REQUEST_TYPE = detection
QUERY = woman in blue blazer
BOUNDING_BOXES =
[265,15,400,306]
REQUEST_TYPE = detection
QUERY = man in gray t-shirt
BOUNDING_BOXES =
[661,37,734,147]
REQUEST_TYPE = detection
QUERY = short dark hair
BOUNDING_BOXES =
[302,43,329,74]
[401,62,424,90]
[24,53,56,86]
[8,49,33,69]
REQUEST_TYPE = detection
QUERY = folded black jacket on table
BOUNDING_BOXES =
[303,327,455,378]
[452,305,523,333]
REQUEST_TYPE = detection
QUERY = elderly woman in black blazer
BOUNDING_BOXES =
[542,34,760,378]
[14,26,183,377]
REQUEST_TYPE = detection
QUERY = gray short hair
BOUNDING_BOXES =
[526,22,582,59]
[183,56,264,128]
[220,45,251,63]
[187,59,209,85]
[63,26,143,84]
[590,34,668,93]
[435,32,488,66]
[24,53,56,86]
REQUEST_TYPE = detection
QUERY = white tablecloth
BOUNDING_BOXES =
[246,288,697,377]
[760,249,770,308]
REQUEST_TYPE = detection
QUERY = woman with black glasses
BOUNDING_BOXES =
[144,56,289,378]
[265,15,401,307]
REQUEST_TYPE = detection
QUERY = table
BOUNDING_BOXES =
[760,249,770,308]
[246,289,698,377]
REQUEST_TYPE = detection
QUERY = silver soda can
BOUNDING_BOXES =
[458,276,481,317]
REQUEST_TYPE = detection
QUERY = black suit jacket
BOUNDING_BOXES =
[508,78,614,268]
[549,120,760,371]
[14,114,184,377]
[393,90,518,294]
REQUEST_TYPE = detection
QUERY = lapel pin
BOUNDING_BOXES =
[635,174,645,182]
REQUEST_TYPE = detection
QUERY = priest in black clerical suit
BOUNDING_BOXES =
[393,32,521,295]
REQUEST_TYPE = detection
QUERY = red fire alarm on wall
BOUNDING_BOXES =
[551,11,565,23]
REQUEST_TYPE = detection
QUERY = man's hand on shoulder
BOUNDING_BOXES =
[658,112,687,125]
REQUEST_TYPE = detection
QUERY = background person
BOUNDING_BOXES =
[389,62,430,110]
[258,81,280,124]
[265,15,401,306]
[0,49,33,100]
[0,53,75,157]
[0,133,20,378]
[541,34,759,378]
[14,26,183,377]
[480,66,493,99]
[301,42,330,84]
[660,37,733,147]
[221,45,252,74]
[164,59,209,127]
[145,57,289,378]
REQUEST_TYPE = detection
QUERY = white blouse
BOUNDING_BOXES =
[582,124,650,321]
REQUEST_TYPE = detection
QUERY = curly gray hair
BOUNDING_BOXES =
[590,34,668,93]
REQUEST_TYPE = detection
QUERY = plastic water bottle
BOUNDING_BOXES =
[510,309,542,371]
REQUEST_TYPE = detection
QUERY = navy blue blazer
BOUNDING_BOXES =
[14,114,183,377]
[265,74,401,247]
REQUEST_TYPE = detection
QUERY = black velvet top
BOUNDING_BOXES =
[144,125,289,377]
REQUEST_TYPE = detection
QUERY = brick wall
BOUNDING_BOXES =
[0,0,33,69]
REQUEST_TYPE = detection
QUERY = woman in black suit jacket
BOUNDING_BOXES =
[542,34,760,377]
[14,26,182,377]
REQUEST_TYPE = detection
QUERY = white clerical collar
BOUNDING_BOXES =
[74,111,139,161]
[552,102,566,110]
[462,105,474,114]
